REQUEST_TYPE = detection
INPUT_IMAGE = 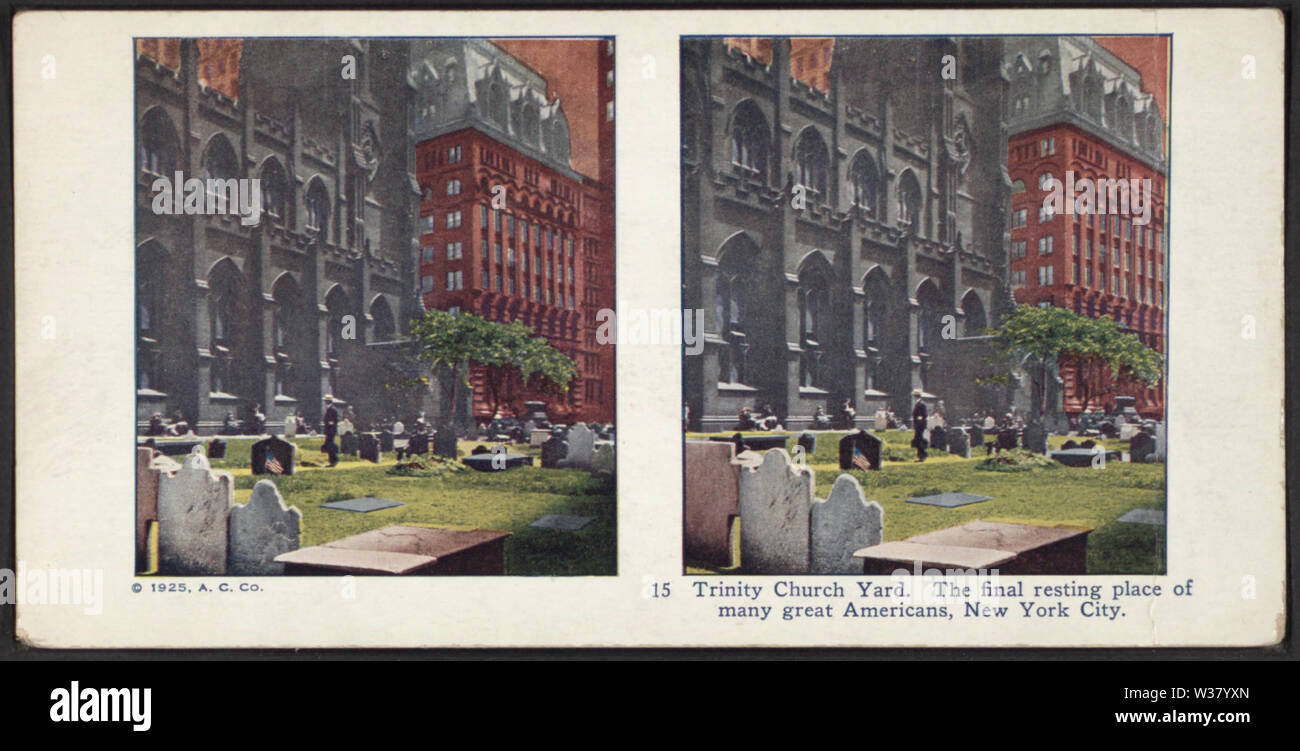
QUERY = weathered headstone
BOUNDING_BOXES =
[1021,423,1048,454]
[591,442,615,476]
[228,479,302,575]
[947,427,971,458]
[838,429,881,470]
[564,423,596,470]
[968,426,985,449]
[207,438,227,459]
[358,433,382,463]
[810,474,883,574]
[928,425,948,452]
[379,430,395,452]
[796,432,817,458]
[541,436,568,468]
[406,432,429,455]
[432,427,458,458]
[340,432,359,456]
[136,448,164,571]
[283,417,297,437]
[1129,432,1154,463]
[684,440,742,567]
[1148,423,1167,462]
[996,428,1019,451]
[530,429,552,447]
[157,451,232,575]
[873,410,888,431]
[739,449,813,574]
[338,418,354,435]
[252,435,298,475]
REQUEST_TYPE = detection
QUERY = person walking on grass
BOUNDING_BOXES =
[910,388,928,462]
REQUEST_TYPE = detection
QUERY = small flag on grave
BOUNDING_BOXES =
[265,455,283,475]
[852,447,873,472]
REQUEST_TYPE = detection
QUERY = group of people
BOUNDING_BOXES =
[145,411,193,437]
[736,404,783,432]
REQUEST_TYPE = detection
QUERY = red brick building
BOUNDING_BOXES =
[1006,37,1168,418]
[411,39,614,423]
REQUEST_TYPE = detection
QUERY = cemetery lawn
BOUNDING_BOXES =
[685,430,1164,576]
[166,437,616,576]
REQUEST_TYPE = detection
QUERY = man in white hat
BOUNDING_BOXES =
[910,388,928,462]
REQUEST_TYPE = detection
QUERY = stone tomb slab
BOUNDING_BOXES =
[1116,508,1166,526]
[864,520,1093,575]
[320,497,406,513]
[461,453,534,472]
[905,491,993,508]
[276,524,510,575]
[529,514,596,531]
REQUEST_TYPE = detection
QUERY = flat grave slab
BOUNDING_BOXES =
[461,454,534,472]
[1050,448,1123,467]
[708,434,790,452]
[1116,508,1166,526]
[276,524,510,575]
[855,521,1091,575]
[529,514,596,531]
[853,541,1016,571]
[320,497,405,513]
[905,491,993,508]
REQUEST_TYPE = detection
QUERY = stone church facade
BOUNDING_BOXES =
[681,37,1016,432]
[135,39,421,434]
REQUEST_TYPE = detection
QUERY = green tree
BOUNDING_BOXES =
[396,311,577,428]
[982,305,1162,418]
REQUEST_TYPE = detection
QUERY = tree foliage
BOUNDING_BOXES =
[395,310,577,422]
[982,305,1163,416]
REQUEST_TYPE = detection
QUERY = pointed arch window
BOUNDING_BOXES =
[729,100,769,178]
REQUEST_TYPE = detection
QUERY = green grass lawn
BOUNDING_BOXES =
[685,429,1164,575]
[148,436,616,576]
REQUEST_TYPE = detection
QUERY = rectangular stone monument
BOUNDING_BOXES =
[275,525,510,575]
[228,479,302,575]
[339,432,359,456]
[157,452,233,575]
[530,429,552,447]
[406,432,429,455]
[810,474,883,574]
[591,442,616,476]
[739,449,813,574]
[928,425,948,452]
[874,410,888,431]
[947,427,971,458]
[252,435,298,475]
[838,429,881,471]
[996,428,1019,451]
[1021,423,1048,454]
[432,427,458,458]
[684,440,741,567]
[564,423,595,470]
[379,430,395,452]
[207,438,227,459]
[1130,431,1155,463]
[358,433,382,463]
[854,521,1090,575]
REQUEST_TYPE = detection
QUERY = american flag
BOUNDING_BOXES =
[852,447,873,472]
[264,455,284,475]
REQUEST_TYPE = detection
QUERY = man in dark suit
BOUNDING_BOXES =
[910,389,928,462]
[322,396,340,467]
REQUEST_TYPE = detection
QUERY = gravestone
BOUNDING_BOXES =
[1061,439,1080,450]
[873,410,888,431]
[275,525,510,575]
[1079,439,1097,449]
[358,433,382,463]
[340,432,359,456]
[739,449,813,574]
[529,514,595,531]
[541,436,568,468]
[1021,423,1048,454]
[470,445,490,455]
[228,479,302,575]
[591,443,616,476]
[996,428,1019,451]
[1116,508,1165,526]
[157,451,232,575]
[406,432,429,455]
[810,474,883,574]
[530,429,552,447]
[379,431,395,452]
[796,432,817,458]
[523,420,537,436]
[392,421,405,435]
[462,453,533,471]
[1118,423,1140,441]
[338,418,354,435]
[928,426,948,452]
[207,438,227,460]
[968,426,985,449]
[947,428,971,458]
[838,429,881,471]
[321,497,405,513]
[283,417,297,438]
[564,423,596,470]
[684,440,742,567]
[433,427,458,458]
[1148,423,1167,462]
[1129,432,1155,463]
[136,448,164,571]
[252,435,298,475]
